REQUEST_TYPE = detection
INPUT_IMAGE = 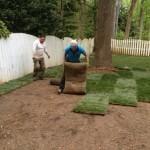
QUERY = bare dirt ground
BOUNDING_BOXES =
[0,79,150,150]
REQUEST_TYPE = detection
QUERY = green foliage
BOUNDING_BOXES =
[118,0,150,40]
[0,0,149,39]
[0,0,61,36]
[0,20,10,38]
[0,0,97,38]
[116,30,125,39]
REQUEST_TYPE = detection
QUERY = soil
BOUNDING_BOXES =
[0,79,150,150]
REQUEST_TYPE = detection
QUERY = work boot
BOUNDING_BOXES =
[33,77,38,81]
[39,77,44,80]
[58,88,62,94]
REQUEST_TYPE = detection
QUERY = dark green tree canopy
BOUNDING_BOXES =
[0,20,10,38]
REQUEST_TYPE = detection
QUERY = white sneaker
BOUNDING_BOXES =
[58,89,62,94]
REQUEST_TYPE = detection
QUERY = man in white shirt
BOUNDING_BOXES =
[32,35,50,80]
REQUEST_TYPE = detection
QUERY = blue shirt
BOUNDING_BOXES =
[65,45,86,62]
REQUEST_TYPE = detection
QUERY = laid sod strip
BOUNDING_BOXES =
[87,73,118,93]
[0,66,63,96]
[117,70,133,78]
[0,74,33,95]
[115,78,137,89]
[110,78,138,106]
[132,67,147,71]
[112,55,150,71]
[136,78,150,102]
[87,73,103,80]
[132,70,150,79]
[73,93,109,115]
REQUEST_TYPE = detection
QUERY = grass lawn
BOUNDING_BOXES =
[0,74,33,95]
[89,55,150,103]
[87,73,118,93]
[0,66,62,95]
[112,55,150,71]
[1,55,150,114]
[74,55,150,114]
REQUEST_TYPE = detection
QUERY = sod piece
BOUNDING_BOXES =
[87,73,103,80]
[110,78,138,106]
[132,70,150,79]
[136,78,150,102]
[117,70,133,78]
[87,73,118,93]
[73,93,109,115]
[0,74,33,95]
[115,78,136,89]
[110,88,137,106]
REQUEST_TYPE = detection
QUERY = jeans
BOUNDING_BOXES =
[33,58,45,79]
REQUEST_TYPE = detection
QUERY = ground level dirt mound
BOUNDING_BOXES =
[0,79,150,150]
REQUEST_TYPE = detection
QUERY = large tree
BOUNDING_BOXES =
[112,0,121,38]
[138,0,145,39]
[95,0,115,68]
[124,0,138,39]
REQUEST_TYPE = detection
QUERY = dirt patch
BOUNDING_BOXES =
[0,79,150,150]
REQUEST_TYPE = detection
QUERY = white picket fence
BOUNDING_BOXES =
[0,33,94,82]
[111,39,150,56]
[0,33,150,83]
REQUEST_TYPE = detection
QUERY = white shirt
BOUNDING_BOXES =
[32,39,47,59]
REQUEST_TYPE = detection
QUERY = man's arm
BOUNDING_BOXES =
[44,50,50,59]
[33,41,37,54]
[64,47,70,62]
[44,44,50,59]
[80,47,88,62]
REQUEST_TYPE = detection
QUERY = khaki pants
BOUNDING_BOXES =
[33,58,45,79]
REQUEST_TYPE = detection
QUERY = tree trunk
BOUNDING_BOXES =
[124,0,138,39]
[112,0,121,38]
[78,0,86,39]
[139,0,145,39]
[95,0,115,68]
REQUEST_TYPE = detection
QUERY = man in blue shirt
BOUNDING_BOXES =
[58,40,87,94]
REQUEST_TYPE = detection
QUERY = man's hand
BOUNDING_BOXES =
[84,55,88,62]
[48,55,50,59]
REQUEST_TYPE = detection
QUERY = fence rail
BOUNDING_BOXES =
[111,39,150,56]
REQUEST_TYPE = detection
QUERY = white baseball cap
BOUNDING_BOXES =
[70,40,78,46]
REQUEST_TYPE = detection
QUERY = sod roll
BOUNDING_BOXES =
[63,62,87,94]
[50,78,61,86]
